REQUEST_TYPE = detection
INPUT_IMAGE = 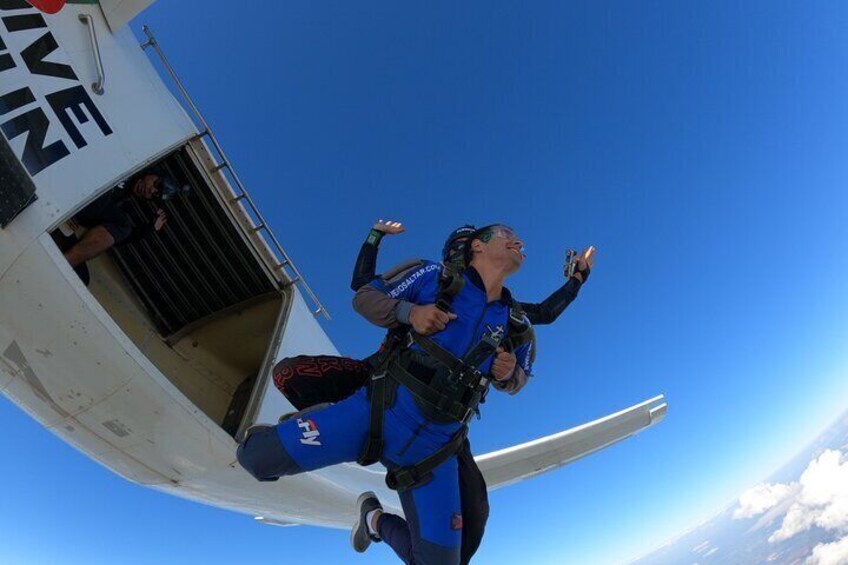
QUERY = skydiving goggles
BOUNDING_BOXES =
[479,225,525,252]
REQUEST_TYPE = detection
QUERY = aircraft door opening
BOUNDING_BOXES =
[50,145,290,438]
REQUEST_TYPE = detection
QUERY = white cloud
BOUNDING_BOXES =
[734,482,795,519]
[770,450,848,542]
[750,485,802,533]
[770,501,817,542]
[806,536,848,565]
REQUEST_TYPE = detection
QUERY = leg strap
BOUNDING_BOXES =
[385,427,468,492]
[356,331,406,467]
[357,369,388,466]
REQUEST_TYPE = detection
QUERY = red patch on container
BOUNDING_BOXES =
[25,0,67,14]
[451,513,463,530]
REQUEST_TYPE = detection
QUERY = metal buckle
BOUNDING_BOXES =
[461,407,475,424]
[482,327,503,347]
[464,367,482,388]
[509,307,527,326]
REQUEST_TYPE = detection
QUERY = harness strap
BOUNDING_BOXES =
[385,427,468,492]
[410,329,501,387]
[462,329,503,369]
[434,266,465,313]
[409,332,463,372]
[388,360,475,423]
[357,332,403,467]
[503,303,533,352]
[356,369,387,466]
[504,325,533,351]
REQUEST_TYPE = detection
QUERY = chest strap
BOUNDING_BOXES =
[387,360,476,423]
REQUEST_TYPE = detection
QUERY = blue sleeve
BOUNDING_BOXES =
[368,260,441,305]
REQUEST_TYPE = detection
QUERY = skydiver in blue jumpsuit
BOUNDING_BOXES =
[272,220,594,564]
[237,224,533,564]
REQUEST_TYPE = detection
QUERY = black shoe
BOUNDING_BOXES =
[350,491,383,553]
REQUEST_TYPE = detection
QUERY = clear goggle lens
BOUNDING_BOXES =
[491,227,524,253]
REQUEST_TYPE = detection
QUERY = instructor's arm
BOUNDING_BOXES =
[350,219,405,291]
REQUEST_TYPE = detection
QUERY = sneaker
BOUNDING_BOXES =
[350,491,383,553]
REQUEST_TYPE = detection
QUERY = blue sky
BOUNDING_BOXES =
[3,1,848,563]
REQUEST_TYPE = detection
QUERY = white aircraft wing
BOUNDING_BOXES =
[476,395,667,490]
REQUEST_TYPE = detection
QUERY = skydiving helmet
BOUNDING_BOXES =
[442,224,477,268]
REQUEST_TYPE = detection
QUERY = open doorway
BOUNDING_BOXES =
[50,146,289,437]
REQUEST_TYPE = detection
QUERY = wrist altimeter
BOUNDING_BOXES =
[366,229,384,246]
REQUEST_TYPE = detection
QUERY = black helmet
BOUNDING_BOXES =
[442,224,477,263]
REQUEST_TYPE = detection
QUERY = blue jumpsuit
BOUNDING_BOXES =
[237,262,533,564]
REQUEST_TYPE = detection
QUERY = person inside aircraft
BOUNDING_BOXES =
[238,223,592,564]
[271,219,595,564]
[57,168,175,285]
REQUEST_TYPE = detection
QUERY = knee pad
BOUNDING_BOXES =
[237,425,302,481]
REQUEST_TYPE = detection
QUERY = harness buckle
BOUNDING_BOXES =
[461,407,476,424]
[386,467,427,492]
[509,306,528,327]
[487,325,505,343]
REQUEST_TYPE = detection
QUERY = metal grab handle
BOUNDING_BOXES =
[78,14,105,95]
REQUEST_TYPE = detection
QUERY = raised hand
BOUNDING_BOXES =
[578,246,596,271]
[373,219,405,235]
